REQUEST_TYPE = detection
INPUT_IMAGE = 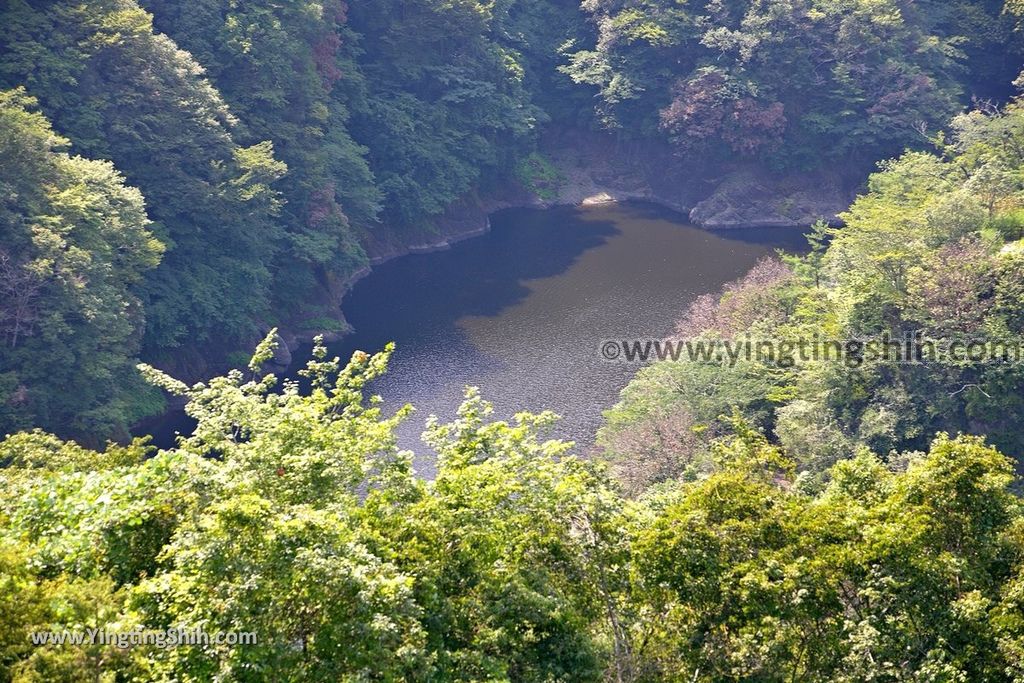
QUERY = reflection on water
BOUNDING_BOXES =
[141,201,807,475]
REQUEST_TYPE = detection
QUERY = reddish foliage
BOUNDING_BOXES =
[868,73,933,117]
[603,405,700,496]
[912,238,995,334]
[659,71,728,147]
[722,99,786,155]
[676,256,794,338]
[307,183,339,228]
[313,31,343,88]
[312,0,347,88]
[660,72,786,155]
[333,0,348,23]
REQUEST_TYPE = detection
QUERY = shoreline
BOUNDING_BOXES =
[132,141,854,434]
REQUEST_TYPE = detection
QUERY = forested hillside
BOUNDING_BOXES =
[3,88,1024,683]
[4,327,1024,680]
[1,0,1022,440]
[4,2,1024,679]
[599,88,1024,493]
[565,0,1024,167]
[0,89,162,439]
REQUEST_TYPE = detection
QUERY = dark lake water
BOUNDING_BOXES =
[141,202,806,473]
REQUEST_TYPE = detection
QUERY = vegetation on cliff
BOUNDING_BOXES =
[2,0,1022,438]
[3,2,1024,680]
[600,88,1024,492]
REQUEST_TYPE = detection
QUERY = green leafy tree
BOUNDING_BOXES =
[140,0,380,311]
[564,0,1022,168]
[0,0,286,352]
[0,88,162,440]
[345,0,543,225]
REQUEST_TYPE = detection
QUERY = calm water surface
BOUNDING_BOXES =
[144,202,806,473]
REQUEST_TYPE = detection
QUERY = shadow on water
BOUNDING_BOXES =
[137,201,808,475]
[321,204,621,359]
[135,205,620,452]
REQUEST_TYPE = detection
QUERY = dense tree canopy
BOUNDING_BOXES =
[600,91,1024,491]
[564,0,1024,168]
[3,336,1024,680]
[1,0,1022,437]
[4,2,1024,679]
[0,0,287,354]
[139,0,379,306]
[0,88,162,440]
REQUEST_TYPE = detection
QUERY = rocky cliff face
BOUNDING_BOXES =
[504,128,852,230]
[153,129,857,386]
[530,128,711,214]
[689,167,852,229]
[358,128,855,271]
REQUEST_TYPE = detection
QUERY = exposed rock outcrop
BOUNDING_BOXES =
[295,129,860,350]
[534,128,711,214]
[689,167,851,229]
[140,130,860,402]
